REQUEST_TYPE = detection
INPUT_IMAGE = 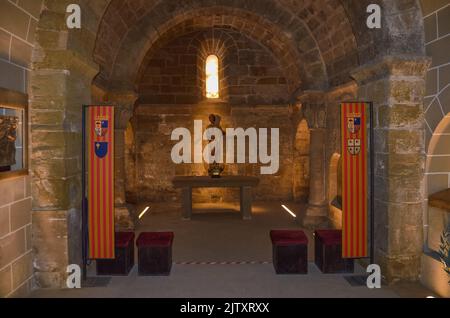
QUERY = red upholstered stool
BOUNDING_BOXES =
[136,232,174,276]
[315,230,354,273]
[270,230,308,274]
[96,232,135,276]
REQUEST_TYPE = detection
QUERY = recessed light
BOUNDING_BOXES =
[281,205,297,218]
[139,206,150,219]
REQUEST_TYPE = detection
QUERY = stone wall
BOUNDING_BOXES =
[131,26,296,205]
[0,0,42,94]
[0,177,33,298]
[0,0,43,298]
[128,103,295,204]
[420,0,450,297]
[422,1,450,197]
[138,28,289,105]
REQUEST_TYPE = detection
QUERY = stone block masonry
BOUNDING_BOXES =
[138,28,290,105]
[0,176,33,298]
[0,0,43,94]
[0,0,43,299]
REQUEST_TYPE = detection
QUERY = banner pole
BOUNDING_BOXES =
[81,105,88,281]
[369,102,375,265]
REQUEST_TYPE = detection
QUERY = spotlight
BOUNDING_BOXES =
[139,206,150,219]
[281,205,297,218]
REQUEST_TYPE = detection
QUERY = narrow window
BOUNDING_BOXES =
[206,55,219,99]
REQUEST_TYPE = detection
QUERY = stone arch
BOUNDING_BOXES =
[136,28,241,104]
[24,0,432,289]
[94,0,427,95]
[328,153,342,204]
[426,113,450,197]
[93,0,329,93]
[328,153,342,229]
[425,113,450,251]
[423,113,450,297]
[293,119,311,202]
[136,25,293,105]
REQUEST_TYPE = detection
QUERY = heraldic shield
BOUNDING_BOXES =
[95,142,108,158]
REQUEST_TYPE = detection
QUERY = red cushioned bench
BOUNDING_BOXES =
[270,230,308,274]
[314,229,354,273]
[96,232,135,276]
[136,232,174,276]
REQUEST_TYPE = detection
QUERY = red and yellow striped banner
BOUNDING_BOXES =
[341,102,368,259]
[87,106,115,259]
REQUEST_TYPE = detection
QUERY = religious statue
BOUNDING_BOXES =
[0,115,18,171]
[206,114,225,178]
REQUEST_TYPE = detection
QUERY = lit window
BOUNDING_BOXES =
[206,55,219,99]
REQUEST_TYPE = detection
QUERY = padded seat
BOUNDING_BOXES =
[96,232,135,276]
[315,229,354,274]
[270,230,308,274]
[136,232,174,276]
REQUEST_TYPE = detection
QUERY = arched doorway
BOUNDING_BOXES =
[23,0,433,292]
[328,153,342,229]
[422,113,450,297]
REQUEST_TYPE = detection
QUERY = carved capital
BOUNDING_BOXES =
[351,55,431,85]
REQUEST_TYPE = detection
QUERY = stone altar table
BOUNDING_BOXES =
[172,176,260,220]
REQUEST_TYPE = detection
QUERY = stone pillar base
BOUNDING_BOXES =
[32,210,70,289]
[115,205,135,231]
[376,249,421,284]
[302,205,329,228]
[302,215,329,229]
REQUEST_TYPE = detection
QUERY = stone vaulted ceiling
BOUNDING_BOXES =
[91,0,425,93]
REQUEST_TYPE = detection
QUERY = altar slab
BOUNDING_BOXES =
[172,176,260,220]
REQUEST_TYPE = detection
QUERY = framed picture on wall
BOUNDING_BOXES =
[0,88,28,180]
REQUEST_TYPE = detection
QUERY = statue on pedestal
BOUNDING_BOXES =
[206,114,225,178]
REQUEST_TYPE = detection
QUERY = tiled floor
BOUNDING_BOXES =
[29,202,436,298]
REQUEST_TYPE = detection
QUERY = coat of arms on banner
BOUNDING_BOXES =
[95,142,108,158]
[95,118,109,137]
[347,115,361,134]
[346,113,362,156]
[347,139,361,155]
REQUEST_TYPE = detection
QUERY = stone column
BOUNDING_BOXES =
[105,91,138,230]
[30,2,102,288]
[298,92,329,228]
[31,56,99,284]
[351,55,431,283]
[303,128,328,227]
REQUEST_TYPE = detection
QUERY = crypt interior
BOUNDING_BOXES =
[0,0,449,298]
